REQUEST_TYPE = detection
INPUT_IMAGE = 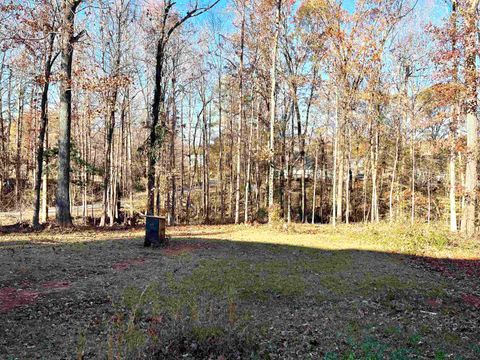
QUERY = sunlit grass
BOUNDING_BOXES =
[1,221,478,259]
[175,222,479,259]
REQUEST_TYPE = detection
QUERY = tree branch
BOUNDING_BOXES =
[167,0,221,38]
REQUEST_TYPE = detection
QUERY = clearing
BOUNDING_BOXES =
[0,224,479,359]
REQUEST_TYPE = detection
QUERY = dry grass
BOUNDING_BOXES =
[169,222,480,259]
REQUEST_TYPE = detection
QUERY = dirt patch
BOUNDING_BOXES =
[41,281,72,290]
[1,280,72,313]
[112,257,146,271]
[414,256,480,279]
[463,294,480,308]
[425,298,443,309]
[0,287,41,313]
[161,242,215,256]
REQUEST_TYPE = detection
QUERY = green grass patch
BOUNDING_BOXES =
[357,274,410,294]
[319,275,351,295]
[298,250,353,273]
[191,325,226,342]
[315,272,445,300]
[168,258,306,304]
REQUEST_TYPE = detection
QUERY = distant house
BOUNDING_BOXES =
[290,155,315,180]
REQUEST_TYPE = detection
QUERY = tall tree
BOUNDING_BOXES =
[56,0,83,226]
[33,24,57,227]
[460,0,478,236]
[234,0,246,224]
[145,0,220,216]
[268,0,282,223]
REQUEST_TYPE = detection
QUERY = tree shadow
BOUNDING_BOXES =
[0,227,479,358]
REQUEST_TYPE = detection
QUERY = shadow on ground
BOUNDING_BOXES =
[0,227,479,359]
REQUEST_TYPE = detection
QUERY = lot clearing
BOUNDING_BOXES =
[0,223,479,359]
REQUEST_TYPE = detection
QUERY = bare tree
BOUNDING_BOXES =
[56,0,83,227]
[145,0,220,216]
[268,0,282,223]
[460,0,478,236]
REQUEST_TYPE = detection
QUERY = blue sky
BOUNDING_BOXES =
[186,0,451,34]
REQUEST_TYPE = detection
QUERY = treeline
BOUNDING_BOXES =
[0,0,479,235]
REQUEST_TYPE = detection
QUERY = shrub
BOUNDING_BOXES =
[255,207,268,223]
[268,204,282,222]
[105,281,261,359]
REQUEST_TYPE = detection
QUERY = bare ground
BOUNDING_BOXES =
[0,224,479,359]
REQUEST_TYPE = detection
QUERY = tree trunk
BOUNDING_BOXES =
[180,97,185,220]
[6,70,13,188]
[254,103,261,215]
[33,33,56,227]
[268,0,281,223]
[449,110,458,231]
[346,125,352,224]
[332,93,339,226]
[41,124,49,223]
[244,97,254,223]
[127,93,134,219]
[292,95,306,223]
[389,119,400,222]
[57,0,82,227]
[170,73,177,225]
[410,129,416,225]
[449,0,459,232]
[336,123,344,223]
[0,52,5,200]
[217,67,224,223]
[147,38,166,215]
[460,1,478,236]
[235,2,245,224]
[229,91,234,219]
[370,117,379,223]
[427,171,431,224]
[100,100,116,226]
[320,139,326,222]
[201,93,210,223]
[311,147,318,224]
[286,103,294,223]
[187,89,193,223]
[15,86,25,211]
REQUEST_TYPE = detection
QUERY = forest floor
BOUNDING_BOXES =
[0,223,479,359]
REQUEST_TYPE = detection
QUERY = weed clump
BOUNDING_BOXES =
[268,204,284,230]
[106,281,262,359]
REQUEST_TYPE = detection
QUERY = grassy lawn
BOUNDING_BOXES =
[0,223,479,359]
